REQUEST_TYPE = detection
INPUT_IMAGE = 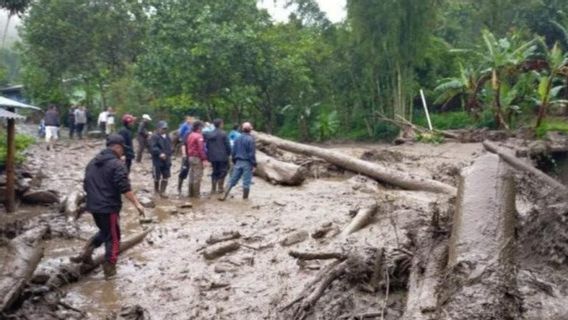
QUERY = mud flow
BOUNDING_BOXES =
[2,132,568,320]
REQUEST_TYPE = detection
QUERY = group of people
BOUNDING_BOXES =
[70,113,257,279]
[97,107,117,135]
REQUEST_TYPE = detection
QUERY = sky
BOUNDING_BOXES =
[257,0,347,23]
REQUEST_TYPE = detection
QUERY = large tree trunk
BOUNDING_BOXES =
[440,154,520,319]
[255,151,306,186]
[45,228,152,290]
[483,140,568,194]
[253,132,457,195]
[0,226,48,312]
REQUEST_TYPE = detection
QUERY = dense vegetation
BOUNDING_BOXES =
[3,0,568,140]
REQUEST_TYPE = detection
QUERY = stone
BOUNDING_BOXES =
[21,190,60,205]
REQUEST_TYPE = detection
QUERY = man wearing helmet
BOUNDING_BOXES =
[118,114,137,173]
[150,121,173,198]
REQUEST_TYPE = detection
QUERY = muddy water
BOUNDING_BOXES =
[5,135,484,319]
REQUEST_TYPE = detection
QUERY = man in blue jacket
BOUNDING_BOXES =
[220,122,256,200]
[71,134,145,279]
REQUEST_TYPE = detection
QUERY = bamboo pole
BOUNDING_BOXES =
[5,107,16,213]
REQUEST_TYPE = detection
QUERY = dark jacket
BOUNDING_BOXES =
[118,126,135,161]
[84,148,131,214]
[150,132,173,164]
[232,133,257,167]
[67,109,75,127]
[205,128,231,162]
[44,110,60,127]
[137,121,149,139]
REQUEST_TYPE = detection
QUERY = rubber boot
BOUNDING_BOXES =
[194,181,201,198]
[103,262,117,280]
[211,178,217,195]
[177,178,183,196]
[243,188,250,200]
[70,239,95,265]
[219,186,232,201]
[154,181,160,194]
[217,178,225,194]
[188,182,194,198]
[160,180,169,199]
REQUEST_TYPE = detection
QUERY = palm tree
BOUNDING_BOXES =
[433,63,489,116]
[0,0,32,48]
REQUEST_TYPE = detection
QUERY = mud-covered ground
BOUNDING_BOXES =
[2,130,568,319]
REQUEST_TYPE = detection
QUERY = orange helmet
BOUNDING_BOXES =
[122,114,136,125]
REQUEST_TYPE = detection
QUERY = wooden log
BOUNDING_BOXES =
[341,203,379,237]
[483,140,568,194]
[0,226,48,312]
[441,154,520,320]
[289,251,347,261]
[45,228,152,290]
[206,231,241,245]
[253,132,457,195]
[202,241,240,260]
[255,151,306,186]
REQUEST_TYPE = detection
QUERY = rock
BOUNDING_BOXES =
[22,190,60,205]
[348,175,381,193]
[107,304,151,320]
[214,263,237,273]
[138,196,155,208]
[87,130,105,139]
[528,140,549,157]
[178,202,193,209]
[279,230,309,246]
[545,131,568,152]
[16,178,32,193]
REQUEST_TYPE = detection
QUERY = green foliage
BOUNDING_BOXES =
[535,118,568,138]
[416,132,445,144]
[312,110,339,141]
[415,111,476,130]
[0,133,35,166]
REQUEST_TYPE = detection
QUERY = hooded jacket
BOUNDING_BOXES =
[118,126,135,161]
[205,128,231,162]
[84,148,131,214]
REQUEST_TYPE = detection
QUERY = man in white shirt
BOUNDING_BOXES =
[106,107,116,135]
[98,109,108,135]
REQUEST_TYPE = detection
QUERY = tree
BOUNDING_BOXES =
[534,42,568,128]
[0,0,32,48]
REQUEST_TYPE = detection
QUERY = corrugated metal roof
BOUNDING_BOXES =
[0,96,40,110]
[0,108,25,119]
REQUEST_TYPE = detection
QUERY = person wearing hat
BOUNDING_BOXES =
[118,114,137,173]
[150,121,173,198]
[71,134,145,279]
[220,122,257,201]
[136,114,152,163]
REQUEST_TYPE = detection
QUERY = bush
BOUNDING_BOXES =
[536,118,568,138]
[0,134,36,166]
[414,110,498,130]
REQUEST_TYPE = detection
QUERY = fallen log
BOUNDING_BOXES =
[253,132,457,195]
[206,231,241,245]
[202,241,240,260]
[255,151,306,186]
[289,251,347,261]
[341,203,379,237]
[0,226,48,312]
[440,154,520,320]
[483,140,568,194]
[45,228,152,290]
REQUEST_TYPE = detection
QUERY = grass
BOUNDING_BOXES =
[536,118,568,138]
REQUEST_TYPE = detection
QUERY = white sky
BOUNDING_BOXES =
[257,0,347,23]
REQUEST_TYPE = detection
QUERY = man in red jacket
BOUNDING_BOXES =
[185,121,208,198]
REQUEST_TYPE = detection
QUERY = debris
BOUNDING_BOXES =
[203,241,241,260]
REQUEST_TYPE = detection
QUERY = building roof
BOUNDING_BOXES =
[0,108,25,119]
[0,96,40,110]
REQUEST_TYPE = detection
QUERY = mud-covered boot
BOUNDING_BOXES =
[243,188,250,200]
[103,261,117,280]
[219,186,232,201]
[160,180,169,199]
[194,182,201,198]
[70,239,95,265]
[188,183,194,198]
[154,181,160,194]
[217,178,225,194]
[177,178,183,196]
[210,178,217,195]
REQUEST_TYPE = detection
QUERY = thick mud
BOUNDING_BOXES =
[2,133,568,319]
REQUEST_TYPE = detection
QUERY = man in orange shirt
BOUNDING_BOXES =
[185,121,208,198]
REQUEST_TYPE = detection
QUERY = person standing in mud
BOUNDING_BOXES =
[44,105,60,151]
[177,116,193,196]
[220,122,256,200]
[97,108,108,135]
[71,134,145,279]
[67,105,76,139]
[186,121,208,198]
[150,121,173,198]
[136,114,152,163]
[205,118,231,195]
[118,114,137,173]
[74,106,88,139]
[106,107,116,135]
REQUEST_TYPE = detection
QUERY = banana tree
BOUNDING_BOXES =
[479,30,538,129]
[535,43,568,128]
[433,63,489,115]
